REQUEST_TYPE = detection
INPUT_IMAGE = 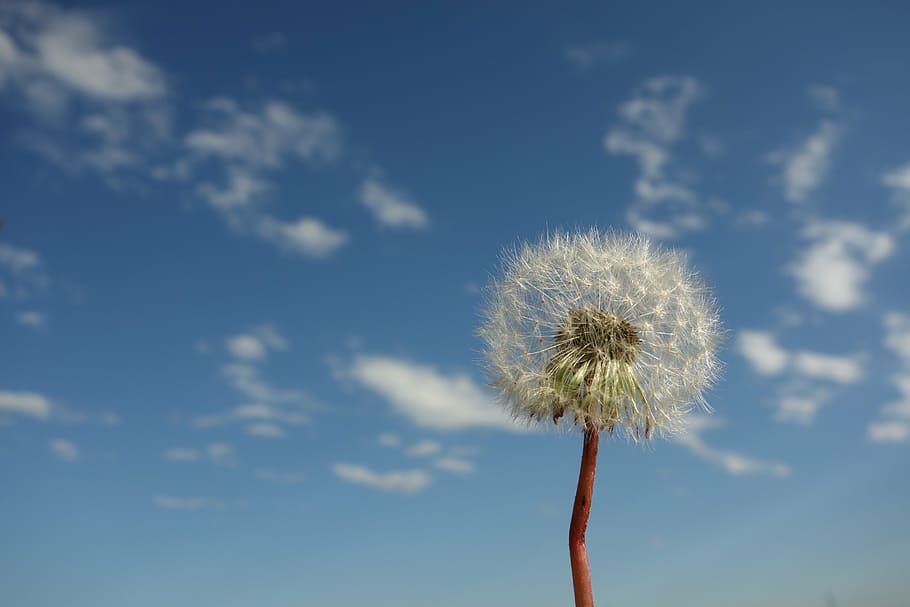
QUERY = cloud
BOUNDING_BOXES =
[867,421,909,444]
[221,363,310,404]
[808,84,840,113]
[605,76,711,238]
[882,161,910,231]
[16,309,46,329]
[0,243,41,272]
[0,390,53,418]
[255,215,348,258]
[332,463,432,494]
[246,422,285,439]
[769,120,840,204]
[788,219,895,311]
[153,495,208,511]
[226,325,288,361]
[736,330,864,423]
[434,456,475,475]
[343,354,522,432]
[48,438,79,462]
[737,331,789,375]
[359,177,429,229]
[405,440,443,457]
[163,442,234,463]
[0,2,167,105]
[674,416,790,477]
[564,41,630,69]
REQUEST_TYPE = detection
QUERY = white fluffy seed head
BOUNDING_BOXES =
[478,228,723,440]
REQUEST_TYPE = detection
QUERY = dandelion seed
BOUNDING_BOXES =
[478,228,722,607]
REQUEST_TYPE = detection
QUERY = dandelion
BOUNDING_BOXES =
[478,228,722,607]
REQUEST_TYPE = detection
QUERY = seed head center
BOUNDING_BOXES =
[557,308,642,365]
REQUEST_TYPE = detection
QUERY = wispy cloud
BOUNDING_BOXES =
[359,176,429,230]
[225,325,289,362]
[882,161,910,231]
[332,463,432,494]
[405,440,443,457]
[343,354,522,432]
[16,309,46,329]
[434,456,475,475]
[768,119,840,204]
[788,219,894,311]
[0,390,53,419]
[605,76,713,238]
[674,416,790,477]
[737,329,865,424]
[867,313,910,444]
[163,442,234,463]
[48,438,79,462]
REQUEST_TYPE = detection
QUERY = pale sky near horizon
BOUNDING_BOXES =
[2,1,909,606]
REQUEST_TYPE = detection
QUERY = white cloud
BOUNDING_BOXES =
[0,243,41,272]
[332,463,432,494]
[788,219,895,311]
[344,354,522,432]
[605,76,711,238]
[256,215,348,258]
[405,440,443,457]
[674,416,790,477]
[359,177,429,229]
[0,390,52,418]
[193,402,308,431]
[153,495,207,511]
[882,161,910,230]
[377,433,400,447]
[434,456,475,475]
[867,421,909,444]
[737,330,789,375]
[163,448,199,462]
[564,41,630,69]
[226,334,267,361]
[16,309,47,329]
[769,120,840,203]
[792,351,864,384]
[737,330,864,424]
[207,442,233,461]
[48,438,79,462]
[221,362,309,404]
[246,422,286,439]
[195,167,268,211]
[0,3,167,105]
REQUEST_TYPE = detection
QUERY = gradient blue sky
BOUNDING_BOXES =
[2,1,910,606]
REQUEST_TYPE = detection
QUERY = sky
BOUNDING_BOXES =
[1,1,910,606]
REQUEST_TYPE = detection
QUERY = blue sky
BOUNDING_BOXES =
[2,1,910,605]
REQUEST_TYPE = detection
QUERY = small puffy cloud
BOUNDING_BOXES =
[737,330,789,375]
[0,243,41,272]
[769,120,840,203]
[788,219,895,312]
[221,362,309,404]
[808,84,840,112]
[359,177,429,229]
[16,310,47,329]
[434,456,475,475]
[405,440,443,458]
[246,422,285,439]
[344,354,522,432]
[675,416,790,477]
[206,442,233,461]
[792,352,864,384]
[867,421,909,444]
[564,41,630,69]
[49,438,79,462]
[882,162,910,230]
[227,334,267,361]
[332,463,432,494]
[153,495,207,511]
[256,215,348,258]
[0,390,53,418]
[163,443,233,462]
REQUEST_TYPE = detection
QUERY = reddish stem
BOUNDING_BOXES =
[569,426,600,607]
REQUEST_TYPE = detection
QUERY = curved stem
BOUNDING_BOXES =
[569,426,600,607]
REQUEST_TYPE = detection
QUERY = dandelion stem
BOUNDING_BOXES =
[569,425,599,607]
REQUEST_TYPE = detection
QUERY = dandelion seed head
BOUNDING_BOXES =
[478,228,722,439]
